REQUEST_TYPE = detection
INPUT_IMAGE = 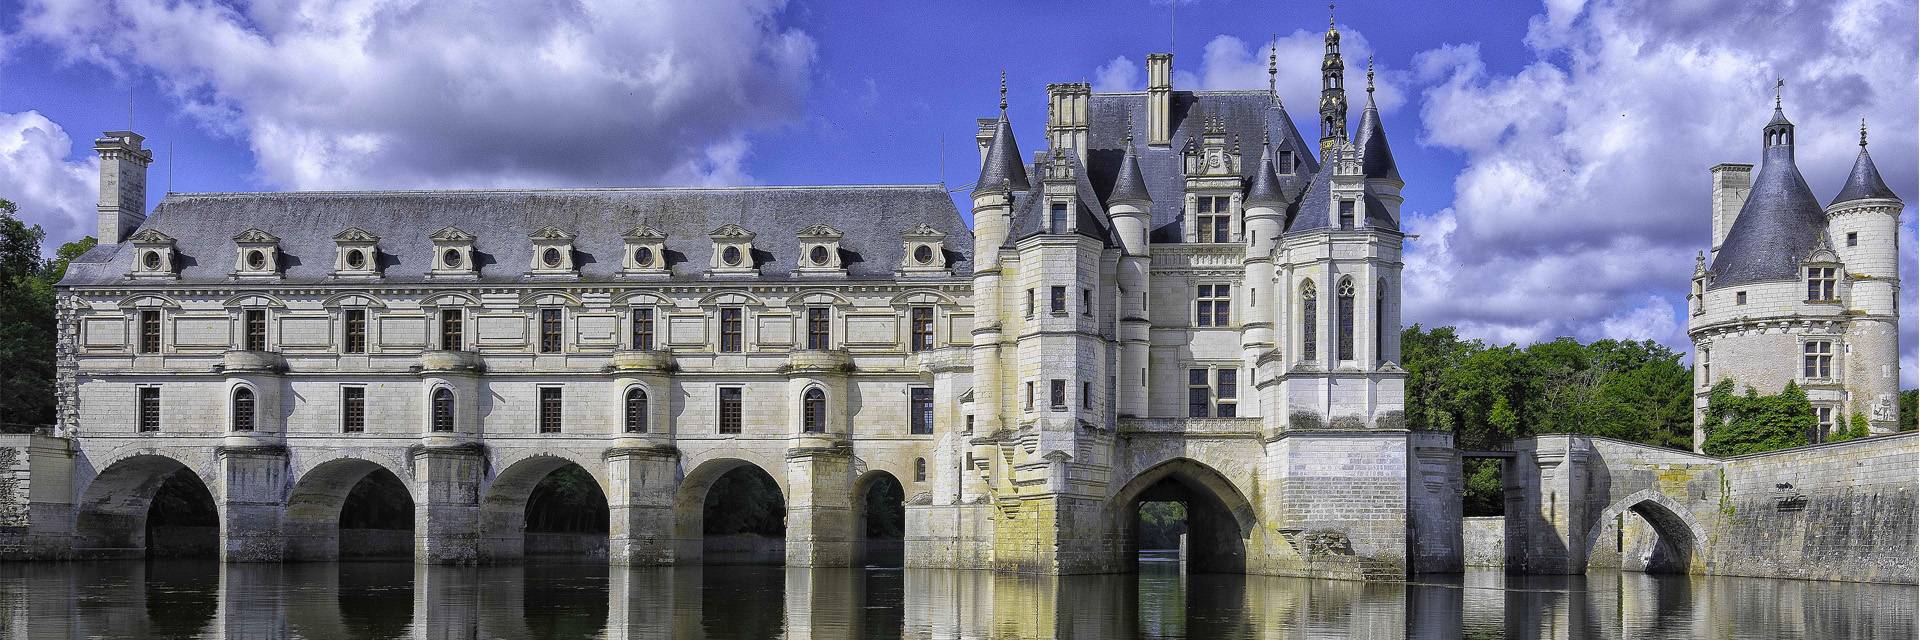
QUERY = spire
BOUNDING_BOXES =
[974,74,1029,196]
[1318,4,1349,155]
[1267,35,1278,98]
[1830,117,1900,205]
[1354,57,1399,182]
[1246,130,1286,208]
[1109,117,1152,204]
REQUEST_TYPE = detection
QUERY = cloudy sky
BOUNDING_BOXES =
[1,0,1913,384]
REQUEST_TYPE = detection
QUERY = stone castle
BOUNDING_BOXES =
[2,17,1911,586]
[1689,90,1904,448]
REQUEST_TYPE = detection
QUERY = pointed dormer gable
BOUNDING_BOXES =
[129,228,177,278]
[332,226,381,278]
[621,225,669,277]
[527,226,578,277]
[428,226,478,278]
[232,228,281,278]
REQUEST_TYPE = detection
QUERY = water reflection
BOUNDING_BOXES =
[0,560,1911,639]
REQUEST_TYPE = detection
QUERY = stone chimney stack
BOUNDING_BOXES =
[94,131,153,244]
[1146,53,1173,146]
[1046,83,1092,164]
[1708,163,1753,261]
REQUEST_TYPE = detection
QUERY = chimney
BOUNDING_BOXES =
[1709,163,1753,260]
[976,118,998,167]
[1146,53,1173,146]
[94,131,153,244]
[1046,83,1091,164]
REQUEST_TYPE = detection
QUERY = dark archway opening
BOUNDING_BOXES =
[1612,504,1695,574]
[702,465,786,565]
[337,468,414,560]
[523,464,611,562]
[857,473,905,568]
[1460,456,1510,570]
[144,469,219,559]
[1125,476,1245,575]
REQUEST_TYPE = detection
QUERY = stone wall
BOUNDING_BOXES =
[1711,433,1916,583]
[1461,517,1503,567]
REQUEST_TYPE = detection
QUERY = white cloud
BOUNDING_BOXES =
[1090,27,1407,119]
[0,111,97,250]
[13,0,817,192]
[1093,56,1140,93]
[1403,0,1917,355]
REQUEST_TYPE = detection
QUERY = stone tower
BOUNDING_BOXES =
[94,131,152,244]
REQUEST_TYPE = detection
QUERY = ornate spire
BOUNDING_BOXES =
[1366,56,1376,97]
[999,69,1008,113]
[1860,117,1868,148]
[1319,6,1349,154]
[1268,35,1278,97]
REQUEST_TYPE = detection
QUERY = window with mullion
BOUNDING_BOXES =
[439,309,464,351]
[1049,379,1067,409]
[342,386,365,433]
[1187,369,1210,417]
[538,387,563,433]
[910,387,934,434]
[138,386,162,432]
[1195,284,1231,327]
[539,308,564,353]
[243,309,267,351]
[343,309,368,354]
[910,307,935,352]
[1802,341,1833,379]
[139,310,162,354]
[1301,283,1319,362]
[718,387,743,434]
[1806,267,1837,301]
[1337,279,1356,361]
[632,308,655,351]
[806,307,831,350]
[1196,196,1231,243]
[719,307,743,353]
[1215,369,1237,417]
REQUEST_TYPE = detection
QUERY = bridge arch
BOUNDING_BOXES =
[285,455,419,560]
[479,453,611,563]
[1107,457,1257,574]
[853,469,906,567]
[674,457,787,564]
[73,453,220,557]
[1581,489,1708,574]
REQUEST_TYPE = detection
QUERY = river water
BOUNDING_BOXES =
[0,558,1912,639]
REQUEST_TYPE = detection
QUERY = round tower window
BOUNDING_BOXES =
[345,249,366,269]
[913,245,934,264]
[442,248,462,269]
[722,246,742,266]
[142,250,162,270]
[246,250,267,270]
[810,245,830,266]
[542,247,563,269]
[634,246,653,267]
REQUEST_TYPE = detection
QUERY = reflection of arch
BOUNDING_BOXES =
[73,454,217,556]
[479,454,609,563]
[673,457,787,564]
[1107,458,1257,574]
[1581,489,1707,574]
[285,457,419,561]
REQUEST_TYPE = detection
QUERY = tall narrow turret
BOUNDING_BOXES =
[1318,10,1349,155]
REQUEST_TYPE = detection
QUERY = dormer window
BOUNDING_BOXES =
[1049,203,1069,234]
[1195,195,1231,243]
[1806,266,1837,301]
[128,229,177,278]
[332,227,381,278]
[708,224,757,277]
[621,225,669,277]
[1339,200,1357,230]
[429,226,478,278]
[1277,150,1294,175]
[527,226,577,277]
[898,223,949,277]
[794,224,845,277]
[232,228,281,277]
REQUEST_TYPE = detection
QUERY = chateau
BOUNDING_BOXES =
[1689,94,1904,449]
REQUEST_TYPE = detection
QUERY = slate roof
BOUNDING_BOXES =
[1285,162,1396,232]
[60,185,972,286]
[975,115,1030,194]
[1244,143,1287,208]
[1355,97,1400,182]
[1107,140,1152,204]
[1080,91,1318,242]
[1006,151,1116,247]
[1830,146,1899,205]
[1708,143,1827,288]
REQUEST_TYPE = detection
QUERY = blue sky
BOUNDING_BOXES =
[1,0,1914,384]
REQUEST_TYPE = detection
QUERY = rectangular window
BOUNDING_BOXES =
[718,387,743,434]
[910,387,935,434]
[440,309,464,351]
[910,307,935,352]
[1847,232,1858,247]
[1049,203,1069,233]
[1081,289,1092,316]
[1195,284,1231,327]
[632,308,654,350]
[138,386,161,432]
[1025,289,1035,318]
[1216,369,1238,417]
[1051,286,1067,314]
[1188,369,1210,418]
[1701,347,1711,385]
[1735,291,1747,306]
[538,387,563,433]
[1303,294,1319,362]
[1025,381,1035,411]
[807,307,831,350]
[1197,196,1231,243]
[1277,150,1294,175]
[1803,341,1833,379]
[1337,290,1356,361]
[343,309,367,354]
[244,309,267,351]
[342,386,365,433]
[1815,406,1835,441]
[1339,199,1356,230]
[1806,267,1837,301]
[139,310,161,354]
[1082,381,1093,409]
[719,307,743,352]
[539,308,563,353]
[1049,379,1066,409]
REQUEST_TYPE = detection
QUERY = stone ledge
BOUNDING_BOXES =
[217,350,286,374]
[607,350,675,372]
[417,350,485,374]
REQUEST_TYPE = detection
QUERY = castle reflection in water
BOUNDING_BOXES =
[0,562,1913,639]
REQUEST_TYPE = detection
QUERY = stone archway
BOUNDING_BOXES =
[853,470,906,567]
[74,454,218,558]
[480,455,611,563]
[673,458,787,565]
[285,457,418,561]
[1581,489,1709,575]
[1107,458,1258,574]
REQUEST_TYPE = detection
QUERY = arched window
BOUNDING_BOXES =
[1376,279,1387,364]
[624,387,649,434]
[431,387,455,432]
[231,387,255,431]
[1301,280,1318,362]
[802,387,826,433]
[914,458,927,482]
[1337,278,1356,361]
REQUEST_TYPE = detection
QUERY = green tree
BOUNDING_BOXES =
[1901,390,1916,432]
[1701,380,1814,456]
[0,201,58,432]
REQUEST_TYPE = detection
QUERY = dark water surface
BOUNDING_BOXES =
[0,559,1912,639]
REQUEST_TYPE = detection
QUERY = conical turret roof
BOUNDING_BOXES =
[1108,136,1151,204]
[975,114,1030,195]
[1831,127,1899,205]
[1355,96,1400,182]
[1708,107,1826,289]
[1246,141,1287,208]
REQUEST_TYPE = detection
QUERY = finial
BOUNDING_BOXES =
[999,70,1008,113]
[1329,2,1336,28]
[1860,117,1868,148]
[1774,78,1783,109]
[1125,113,1135,147]
[1366,56,1375,95]
[1262,128,1271,148]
